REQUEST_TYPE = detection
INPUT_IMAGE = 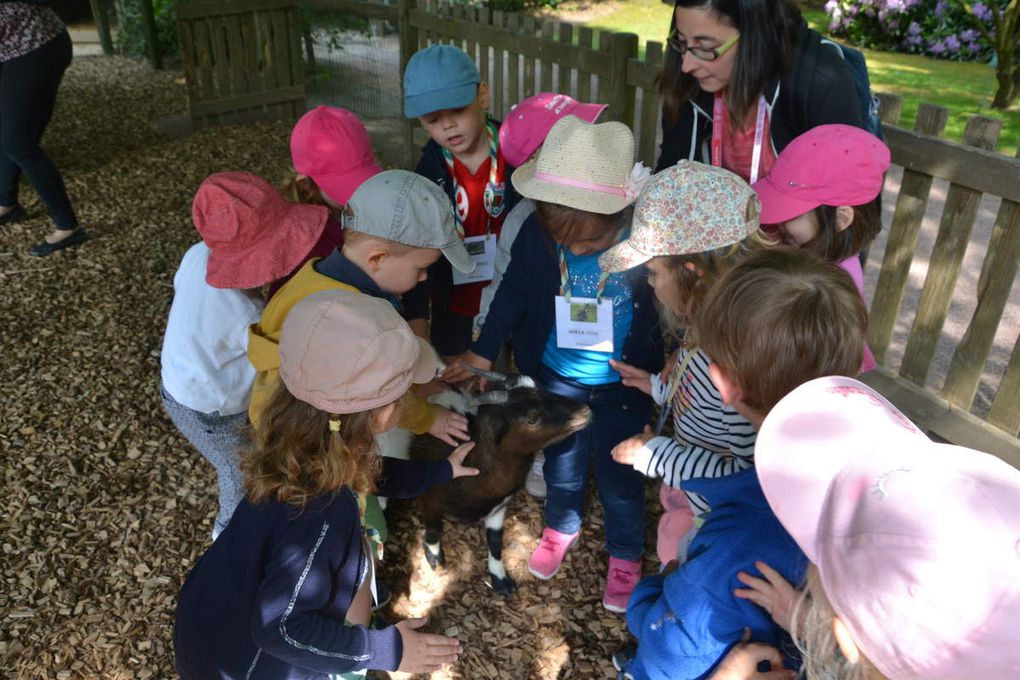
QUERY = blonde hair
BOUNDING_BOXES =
[242,382,381,508]
[792,565,884,680]
[341,226,418,257]
[656,229,776,342]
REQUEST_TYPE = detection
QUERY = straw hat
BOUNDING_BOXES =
[511,115,643,215]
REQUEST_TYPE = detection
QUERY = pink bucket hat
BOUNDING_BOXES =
[290,106,383,205]
[756,376,1020,680]
[599,161,760,272]
[753,124,890,225]
[498,93,608,167]
[192,171,329,289]
[279,290,440,414]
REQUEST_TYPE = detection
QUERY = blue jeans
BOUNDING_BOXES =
[539,367,651,561]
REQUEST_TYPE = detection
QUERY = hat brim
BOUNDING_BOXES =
[440,240,477,274]
[569,101,609,124]
[205,203,329,289]
[511,159,633,215]
[598,239,652,273]
[411,336,441,384]
[405,82,479,119]
[313,161,383,206]
[753,175,821,226]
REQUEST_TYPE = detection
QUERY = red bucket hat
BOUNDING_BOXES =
[192,171,329,289]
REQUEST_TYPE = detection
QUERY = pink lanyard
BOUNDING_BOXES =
[711,93,768,185]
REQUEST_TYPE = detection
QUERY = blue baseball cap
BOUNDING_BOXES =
[403,45,481,118]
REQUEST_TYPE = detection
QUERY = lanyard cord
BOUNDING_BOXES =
[654,349,697,435]
[441,118,506,237]
[711,93,768,185]
[557,228,624,303]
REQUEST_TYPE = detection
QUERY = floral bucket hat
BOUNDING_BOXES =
[599,161,761,272]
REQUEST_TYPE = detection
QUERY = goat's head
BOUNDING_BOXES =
[470,378,592,454]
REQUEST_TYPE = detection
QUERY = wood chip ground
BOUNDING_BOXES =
[0,56,666,679]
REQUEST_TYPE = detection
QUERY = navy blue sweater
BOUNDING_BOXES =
[174,457,452,680]
[472,214,664,378]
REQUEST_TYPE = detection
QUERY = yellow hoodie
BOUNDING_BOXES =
[247,259,437,432]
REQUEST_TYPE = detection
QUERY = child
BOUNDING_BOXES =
[403,44,521,362]
[270,105,383,298]
[752,123,890,372]
[755,375,1020,680]
[617,247,869,680]
[247,169,473,449]
[480,92,609,499]
[160,171,330,539]
[444,115,661,613]
[174,290,476,679]
[602,161,770,565]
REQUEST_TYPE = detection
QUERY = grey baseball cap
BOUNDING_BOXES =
[344,169,475,274]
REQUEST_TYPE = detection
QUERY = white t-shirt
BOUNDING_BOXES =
[160,243,264,416]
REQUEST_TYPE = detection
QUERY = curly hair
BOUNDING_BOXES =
[242,382,381,508]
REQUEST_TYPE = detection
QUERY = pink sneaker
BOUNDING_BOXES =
[527,527,579,580]
[603,556,642,613]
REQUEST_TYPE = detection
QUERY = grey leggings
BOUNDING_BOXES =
[161,385,248,539]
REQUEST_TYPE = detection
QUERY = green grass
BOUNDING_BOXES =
[554,0,1019,151]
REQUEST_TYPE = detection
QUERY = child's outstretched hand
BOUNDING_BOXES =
[611,426,655,465]
[609,359,652,395]
[439,351,492,388]
[395,617,462,674]
[429,406,471,446]
[734,561,798,634]
[447,441,480,479]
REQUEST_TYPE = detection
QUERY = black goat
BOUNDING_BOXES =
[408,374,591,595]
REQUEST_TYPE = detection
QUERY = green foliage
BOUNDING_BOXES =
[114,0,179,59]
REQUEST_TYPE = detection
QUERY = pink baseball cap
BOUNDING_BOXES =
[752,124,890,225]
[498,93,608,167]
[192,171,329,289]
[279,290,440,414]
[756,376,1020,680]
[290,106,383,205]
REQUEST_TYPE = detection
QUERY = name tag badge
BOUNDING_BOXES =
[554,295,614,353]
[452,234,496,285]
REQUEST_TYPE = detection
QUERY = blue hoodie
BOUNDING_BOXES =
[626,468,807,680]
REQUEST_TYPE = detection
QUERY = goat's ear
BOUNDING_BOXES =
[487,411,509,448]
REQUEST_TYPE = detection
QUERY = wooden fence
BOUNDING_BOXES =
[175,0,1020,465]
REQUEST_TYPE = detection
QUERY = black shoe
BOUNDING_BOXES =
[0,204,27,225]
[29,228,89,257]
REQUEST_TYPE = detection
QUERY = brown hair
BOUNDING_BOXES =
[656,229,776,341]
[282,173,335,212]
[800,202,882,263]
[534,200,628,249]
[242,382,381,508]
[693,247,867,414]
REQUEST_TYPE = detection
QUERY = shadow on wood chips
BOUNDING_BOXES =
[0,55,663,679]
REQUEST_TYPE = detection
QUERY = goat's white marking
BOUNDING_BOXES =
[425,541,442,557]
[429,390,476,415]
[375,427,413,460]
[488,554,507,580]
[484,496,511,531]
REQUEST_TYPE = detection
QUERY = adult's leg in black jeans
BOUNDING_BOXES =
[0,32,81,247]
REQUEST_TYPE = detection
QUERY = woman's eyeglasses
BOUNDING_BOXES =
[667,30,740,61]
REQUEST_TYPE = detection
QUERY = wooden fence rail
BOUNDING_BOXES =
[175,0,1020,465]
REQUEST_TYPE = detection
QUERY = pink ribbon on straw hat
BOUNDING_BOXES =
[534,162,652,202]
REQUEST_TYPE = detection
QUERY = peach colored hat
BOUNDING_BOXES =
[279,290,439,414]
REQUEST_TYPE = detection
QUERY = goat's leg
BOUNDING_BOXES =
[484,496,516,595]
[423,516,445,571]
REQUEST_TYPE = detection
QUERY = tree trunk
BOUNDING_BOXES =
[991,46,1018,110]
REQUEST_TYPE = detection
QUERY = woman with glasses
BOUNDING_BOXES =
[654,0,864,182]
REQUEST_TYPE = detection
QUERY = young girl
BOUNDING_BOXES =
[174,290,475,679]
[161,171,330,539]
[602,162,772,565]
[271,105,383,298]
[752,123,889,372]
[444,115,661,614]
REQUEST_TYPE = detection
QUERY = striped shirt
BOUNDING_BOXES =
[631,347,756,514]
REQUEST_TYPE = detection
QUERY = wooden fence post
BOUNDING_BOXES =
[867,102,949,364]
[398,0,419,168]
[140,0,163,69]
[607,31,638,128]
[89,0,115,54]
[899,115,1002,386]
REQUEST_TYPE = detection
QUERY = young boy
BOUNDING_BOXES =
[247,169,475,445]
[403,44,521,362]
[617,247,869,680]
